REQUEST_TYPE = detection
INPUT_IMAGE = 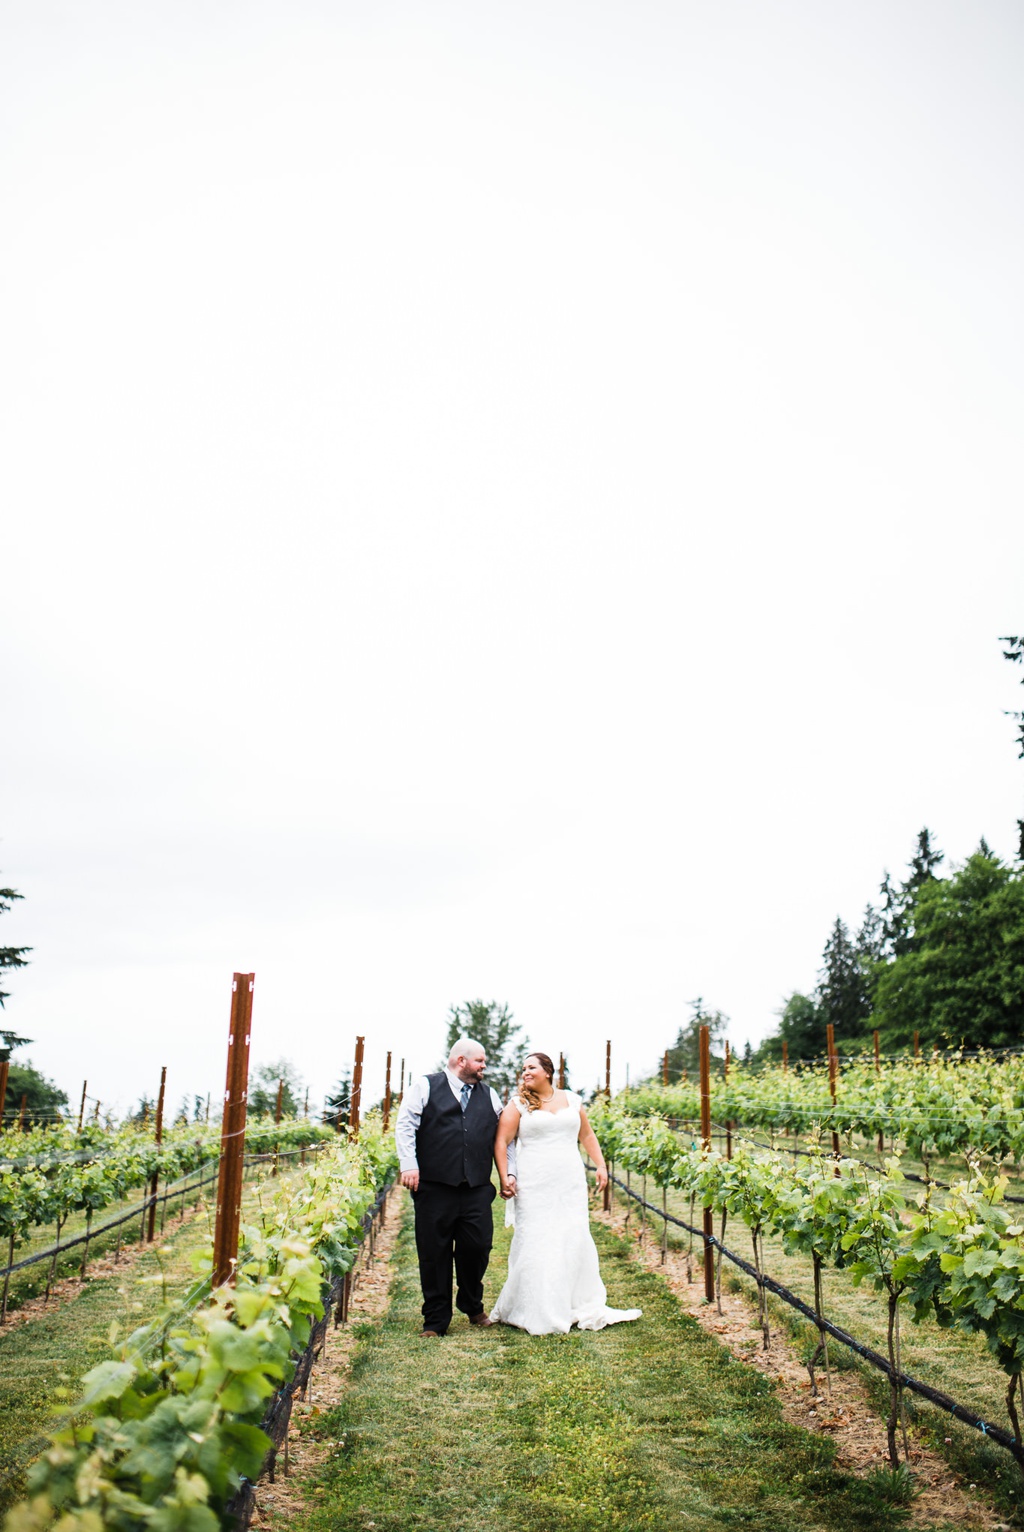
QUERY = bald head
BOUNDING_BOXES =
[448,1037,487,1084]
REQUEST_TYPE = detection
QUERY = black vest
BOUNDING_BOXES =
[416,1073,496,1187]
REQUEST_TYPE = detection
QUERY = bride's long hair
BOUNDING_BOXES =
[518,1052,556,1112]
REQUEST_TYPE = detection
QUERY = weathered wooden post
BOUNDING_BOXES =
[272,1078,284,1175]
[602,1041,612,1210]
[663,1049,669,1086]
[826,1024,841,1172]
[383,1052,393,1132]
[874,1030,883,1153]
[147,1067,166,1241]
[724,1042,732,1160]
[350,1036,364,1141]
[0,1055,8,1130]
[212,974,254,1288]
[398,1057,405,1105]
[700,1025,715,1303]
[558,1053,565,1089]
[77,1080,88,1133]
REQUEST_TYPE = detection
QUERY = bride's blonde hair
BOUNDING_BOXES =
[518,1052,556,1112]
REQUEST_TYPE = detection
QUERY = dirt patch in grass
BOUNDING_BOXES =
[593,1196,992,1531]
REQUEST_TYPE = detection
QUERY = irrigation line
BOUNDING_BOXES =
[596,1168,1020,1462]
[0,1145,328,1281]
[717,1122,1024,1205]
[667,1119,1024,1205]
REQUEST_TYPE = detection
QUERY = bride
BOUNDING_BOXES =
[489,1052,642,1335]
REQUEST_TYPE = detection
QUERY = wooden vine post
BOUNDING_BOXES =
[146,1067,166,1241]
[782,1039,788,1072]
[350,1036,364,1141]
[662,1049,669,1086]
[398,1057,405,1105]
[558,1053,565,1089]
[874,1030,884,1152]
[724,1042,732,1160]
[699,1024,715,1302]
[77,1080,87,1133]
[0,1055,8,1130]
[826,1024,841,1172]
[383,1051,393,1132]
[603,1041,612,1210]
[272,1078,284,1175]
[212,973,254,1289]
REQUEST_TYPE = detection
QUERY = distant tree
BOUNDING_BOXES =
[248,1058,303,1117]
[128,1095,155,1125]
[758,992,820,1064]
[444,1000,527,1098]
[664,997,728,1080]
[873,849,1024,1051]
[817,917,873,1047]
[0,879,31,1010]
[880,828,944,957]
[3,1059,67,1127]
[324,1071,351,1132]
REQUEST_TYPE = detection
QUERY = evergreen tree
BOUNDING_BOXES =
[0,880,31,1009]
[664,997,728,1079]
[757,992,821,1063]
[444,1000,527,1098]
[907,826,944,891]
[324,1070,351,1131]
[880,829,945,957]
[3,1060,67,1127]
[248,1058,303,1117]
[817,917,872,1046]
[874,848,1024,1050]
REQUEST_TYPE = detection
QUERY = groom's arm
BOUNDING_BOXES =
[396,1076,430,1191]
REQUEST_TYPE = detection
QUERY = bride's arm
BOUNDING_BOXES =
[494,1102,520,1197]
[577,1106,608,1191]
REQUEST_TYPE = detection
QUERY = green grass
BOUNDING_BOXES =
[293,1201,918,1532]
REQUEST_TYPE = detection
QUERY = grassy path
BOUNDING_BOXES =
[292,1201,923,1532]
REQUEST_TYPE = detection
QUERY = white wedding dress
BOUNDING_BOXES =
[489,1091,642,1335]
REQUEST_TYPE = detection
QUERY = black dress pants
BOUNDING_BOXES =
[412,1179,495,1334]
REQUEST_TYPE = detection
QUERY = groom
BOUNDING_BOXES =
[395,1037,516,1337]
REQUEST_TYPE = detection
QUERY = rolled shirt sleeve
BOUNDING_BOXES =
[395,1076,429,1173]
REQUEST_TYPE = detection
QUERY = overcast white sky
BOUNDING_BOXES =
[2,0,1022,1117]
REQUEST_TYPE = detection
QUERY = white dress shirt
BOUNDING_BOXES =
[395,1067,516,1179]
